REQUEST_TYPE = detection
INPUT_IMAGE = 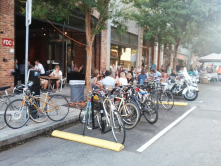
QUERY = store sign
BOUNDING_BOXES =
[179,55,184,59]
[2,38,13,46]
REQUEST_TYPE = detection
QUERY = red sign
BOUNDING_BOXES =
[179,55,183,59]
[2,38,13,47]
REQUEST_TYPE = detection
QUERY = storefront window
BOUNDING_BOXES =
[130,35,138,46]
[111,28,138,70]
[110,44,137,70]
[111,29,120,42]
[121,33,130,44]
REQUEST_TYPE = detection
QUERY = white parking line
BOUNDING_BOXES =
[137,106,197,152]
[192,101,203,103]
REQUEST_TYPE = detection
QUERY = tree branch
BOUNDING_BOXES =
[94,0,110,31]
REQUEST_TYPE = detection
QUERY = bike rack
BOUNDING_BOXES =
[91,96,111,134]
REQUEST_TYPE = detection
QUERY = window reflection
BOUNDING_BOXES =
[111,44,137,70]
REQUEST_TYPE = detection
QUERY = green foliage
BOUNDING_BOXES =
[29,0,136,37]
[132,0,221,52]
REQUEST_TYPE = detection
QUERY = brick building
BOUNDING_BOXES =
[0,0,15,88]
[0,0,143,87]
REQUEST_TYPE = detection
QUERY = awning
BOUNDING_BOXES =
[198,53,221,62]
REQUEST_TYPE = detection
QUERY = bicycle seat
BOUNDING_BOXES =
[41,89,52,93]
[0,86,11,91]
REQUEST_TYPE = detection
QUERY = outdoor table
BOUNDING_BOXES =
[40,76,60,89]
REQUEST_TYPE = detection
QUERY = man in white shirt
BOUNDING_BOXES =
[101,70,116,88]
[34,60,45,74]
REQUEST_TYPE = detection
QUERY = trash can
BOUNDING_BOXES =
[69,80,85,102]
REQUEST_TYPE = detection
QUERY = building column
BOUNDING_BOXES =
[168,45,174,70]
[148,47,152,70]
[136,27,143,68]
[160,46,164,68]
[154,43,158,67]
[100,29,108,71]
[0,0,14,88]
[106,19,111,70]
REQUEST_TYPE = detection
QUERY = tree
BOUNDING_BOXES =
[30,0,135,94]
[133,0,221,69]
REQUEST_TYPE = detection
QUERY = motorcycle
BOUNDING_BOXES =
[166,68,199,101]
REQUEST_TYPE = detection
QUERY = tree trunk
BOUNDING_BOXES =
[173,40,180,70]
[85,8,94,96]
[86,44,93,95]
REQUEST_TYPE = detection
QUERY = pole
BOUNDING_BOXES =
[25,0,32,88]
[25,23,29,88]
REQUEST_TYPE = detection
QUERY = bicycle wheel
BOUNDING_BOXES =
[0,101,11,130]
[47,95,69,121]
[160,90,174,110]
[148,94,159,109]
[112,110,125,144]
[29,97,48,123]
[4,99,29,129]
[143,99,158,124]
[79,105,101,129]
[83,111,88,136]
[79,105,87,124]
[119,101,140,129]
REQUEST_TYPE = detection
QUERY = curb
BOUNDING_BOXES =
[0,115,79,148]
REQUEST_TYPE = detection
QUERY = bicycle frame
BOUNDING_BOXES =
[82,99,91,123]
[0,90,13,116]
[101,97,115,128]
[114,97,130,117]
[23,93,59,114]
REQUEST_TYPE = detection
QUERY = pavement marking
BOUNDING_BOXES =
[213,120,218,124]
[192,101,203,103]
[137,106,197,153]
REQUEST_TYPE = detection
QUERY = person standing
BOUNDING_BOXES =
[166,63,172,74]
[34,60,45,74]
[137,69,147,84]
[151,61,157,71]
[217,66,221,81]
[73,64,79,72]
[111,64,116,78]
[131,69,136,79]
[15,59,18,70]
[160,65,164,71]
[136,66,142,73]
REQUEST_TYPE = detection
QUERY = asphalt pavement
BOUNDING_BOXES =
[0,82,221,166]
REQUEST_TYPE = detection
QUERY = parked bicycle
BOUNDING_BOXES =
[0,86,13,130]
[146,80,174,110]
[80,89,126,144]
[4,82,69,129]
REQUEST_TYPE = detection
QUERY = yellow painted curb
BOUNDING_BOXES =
[158,101,188,106]
[51,130,124,152]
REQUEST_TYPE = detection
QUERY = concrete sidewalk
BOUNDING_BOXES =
[0,85,82,147]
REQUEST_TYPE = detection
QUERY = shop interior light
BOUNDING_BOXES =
[33,34,35,36]
[44,34,46,36]
[65,32,67,34]
[42,28,44,30]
